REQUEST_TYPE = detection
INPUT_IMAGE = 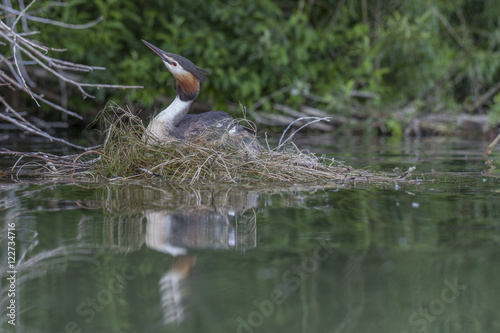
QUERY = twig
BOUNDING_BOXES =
[0,95,44,128]
[398,166,416,180]
[9,0,40,105]
[12,35,39,104]
[11,0,37,29]
[0,112,87,150]
[274,104,335,131]
[71,150,103,183]
[1,1,36,88]
[6,35,126,98]
[0,71,83,119]
[0,97,88,150]
[276,116,331,151]
[0,1,143,149]
[483,132,500,159]
[264,132,271,150]
[30,116,68,129]
[17,0,30,32]
[0,4,104,29]
[137,167,163,179]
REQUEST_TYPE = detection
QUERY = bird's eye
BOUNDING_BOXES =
[172,62,177,67]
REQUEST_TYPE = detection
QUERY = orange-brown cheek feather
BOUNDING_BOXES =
[175,73,200,100]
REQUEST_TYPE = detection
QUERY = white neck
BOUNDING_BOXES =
[145,96,192,141]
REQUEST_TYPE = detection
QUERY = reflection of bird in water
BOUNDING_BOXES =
[142,40,259,151]
[144,207,256,326]
[144,210,246,252]
[159,255,196,325]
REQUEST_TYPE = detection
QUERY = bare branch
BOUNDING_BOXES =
[0,72,83,119]
[0,4,104,29]
[276,116,331,151]
[79,83,143,89]
[12,35,40,105]
[0,97,88,150]
[0,53,24,84]
[1,31,142,99]
[0,0,143,150]
[11,0,37,29]
[1,26,49,54]
[482,132,500,159]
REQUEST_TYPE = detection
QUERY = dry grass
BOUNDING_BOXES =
[2,102,416,184]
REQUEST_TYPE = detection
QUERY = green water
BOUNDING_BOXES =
[1,135,500,333]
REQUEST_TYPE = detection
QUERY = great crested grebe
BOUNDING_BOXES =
[141,40,259,151]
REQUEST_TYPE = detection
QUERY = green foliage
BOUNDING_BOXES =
[12,0,500,129]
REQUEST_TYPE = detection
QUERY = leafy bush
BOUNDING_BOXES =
[6,0,500,130]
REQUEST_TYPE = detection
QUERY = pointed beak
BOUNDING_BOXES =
[142,39,172,65]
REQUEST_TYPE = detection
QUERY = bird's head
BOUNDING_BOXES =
[142,39,209,101]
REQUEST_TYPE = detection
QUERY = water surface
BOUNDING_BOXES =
[1,135,499,333]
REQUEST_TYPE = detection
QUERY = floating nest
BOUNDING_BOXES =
[1,103,417,184]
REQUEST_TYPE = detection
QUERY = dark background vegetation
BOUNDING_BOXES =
[2,0,500,136]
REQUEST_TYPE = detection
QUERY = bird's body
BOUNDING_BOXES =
[142,40,259,151]
[173,111,234,140]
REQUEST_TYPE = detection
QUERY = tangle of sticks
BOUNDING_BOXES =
[0,0,142,150]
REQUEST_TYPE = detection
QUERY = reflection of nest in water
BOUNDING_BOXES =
[145,207,257,252]
[75,185,259,253]
[1,103,417,184]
